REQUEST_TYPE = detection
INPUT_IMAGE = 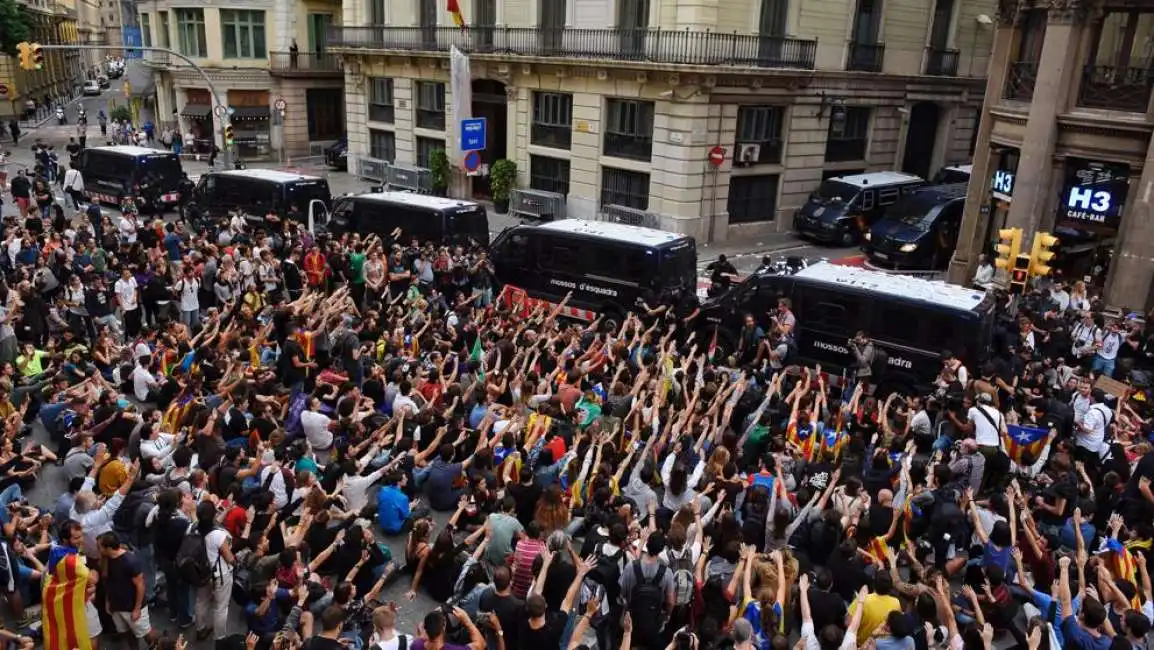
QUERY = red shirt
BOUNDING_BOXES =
[223,505,247,539]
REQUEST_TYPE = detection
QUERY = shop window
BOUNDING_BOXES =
[221,10,266,59]
[728,175,780,224]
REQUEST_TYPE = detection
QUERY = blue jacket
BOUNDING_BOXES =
[377,485,409,534]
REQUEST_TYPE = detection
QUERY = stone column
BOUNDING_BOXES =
[1104,156,1154,311]
[1003,0,1089,235]
[947,2,1019,284]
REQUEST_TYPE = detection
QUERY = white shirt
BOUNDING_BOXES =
[343,465,389,514]
[197,526,233,579]
[300,410,333,450]
[260,465,289,509]
[63,168,84,192]
[118,216,138,243]
[114,276,138,311]
[131,364,157,401]
[1079,403,1110,454]
[140,433,177,467]
[1097,330,1122,360]
[176,277,199,312]
[967,404,1002,447]
[392,393,418,417]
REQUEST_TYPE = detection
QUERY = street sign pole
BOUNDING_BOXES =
[32,44,233,168]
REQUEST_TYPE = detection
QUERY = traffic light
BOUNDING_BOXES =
[1009,254,1032,295]
[994,227,1023,271]
[1029,231,1059,277]
[223,124,234,146]
[29,43,43,70]
[16,42,32,71]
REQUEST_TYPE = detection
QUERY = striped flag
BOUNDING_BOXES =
[447,0,465,27]
[788,421,819,461]
[157,346,177,376]
[865,536,892,567]
[1002,424,1049,465]
[163,393,196,432]
[42,552,92,650]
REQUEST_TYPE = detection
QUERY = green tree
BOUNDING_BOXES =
[0,0,32,57]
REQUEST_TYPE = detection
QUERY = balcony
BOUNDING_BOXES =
[1004,61,1038,101]
[268,51,344,77]
[327,26,818,69]
[924,47,959,76]
[846,42,884,72]
[1078,65,1154,113]
[141,50,170,69]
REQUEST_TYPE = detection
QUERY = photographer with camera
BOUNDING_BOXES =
[412,606,484,650]
[848,330,879,391]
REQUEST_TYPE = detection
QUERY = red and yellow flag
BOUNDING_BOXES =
[447,0,465,27]
[43,553,92,650]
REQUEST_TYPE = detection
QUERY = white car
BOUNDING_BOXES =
[82,80,101,95]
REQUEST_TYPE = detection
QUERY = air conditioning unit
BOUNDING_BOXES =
[736,143,761,166]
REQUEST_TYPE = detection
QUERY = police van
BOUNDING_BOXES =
[699,262,994,389]
[793,172,925,246]
[78,145,185,212]
[185,169,332,232]
[931,164,972,184]
[489,219,697,321]
[863,183,966,270]
[328,191,490,245]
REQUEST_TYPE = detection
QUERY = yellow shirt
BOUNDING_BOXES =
[849,593,902,644]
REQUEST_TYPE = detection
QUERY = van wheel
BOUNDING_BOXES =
[840,230,857,247]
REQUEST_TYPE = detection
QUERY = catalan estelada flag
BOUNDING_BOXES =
[163,393,196,432]
[865,536,891,567]
[1002,424,1049,465]
[157,346,177,376]
[788,421,820,461]
[43,552,92,650]
[447,0,465,27]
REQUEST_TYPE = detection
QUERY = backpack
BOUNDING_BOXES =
[175,526,217,587]
[628,563,667,638]
[586,544,624,606]
[668,548,695,607]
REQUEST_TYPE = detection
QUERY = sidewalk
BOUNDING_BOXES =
[19,88,86,129]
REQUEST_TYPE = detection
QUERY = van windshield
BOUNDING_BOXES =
[285,181,332,217]
[812,181,858,203]
[449,206,489,244]
[661,241,696,289]
[889,195,942,229]
[137,154,182,186]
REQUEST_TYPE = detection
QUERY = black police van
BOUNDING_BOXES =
[185,169,332,232]
[863,183,967,270]
[78,145,185,212]
[699,262,994,389]
[931,164,972,185]
[793,172,925,246]
[328,191,490,245]
[489,219,697,321]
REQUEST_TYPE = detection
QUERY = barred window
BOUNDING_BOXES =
[368,78,395,124]
[734,106,784,164]
[529,156,570,196]
[728,175,779,224]
[369,129,396,163]
[600,167,650,211]
[604,99,654,161]
[415,81,446,130]
[825,107,871,162]
[531,92,572,149]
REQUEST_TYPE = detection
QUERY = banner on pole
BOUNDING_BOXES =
[449,45,471,165]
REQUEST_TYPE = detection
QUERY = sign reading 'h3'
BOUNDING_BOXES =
[460,118,487,152]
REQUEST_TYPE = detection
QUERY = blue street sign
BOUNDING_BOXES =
[460,118,486,152]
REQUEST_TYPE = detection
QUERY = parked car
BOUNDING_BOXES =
[97,75,110,88]
[324,138,348,170]
[82,80,102,96]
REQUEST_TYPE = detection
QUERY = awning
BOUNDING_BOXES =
[180,103,211,119]
[231,106,270,121]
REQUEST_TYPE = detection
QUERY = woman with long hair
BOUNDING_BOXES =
[533,484,570,536]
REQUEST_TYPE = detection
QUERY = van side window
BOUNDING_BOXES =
[877,188,899,206]
[331,198,353,221]
[860,190,874,211]
[591,245,647,283]
[503,233,530,265]
[538,237,582,274]
[872,305,922,346]
[798,289,860,338]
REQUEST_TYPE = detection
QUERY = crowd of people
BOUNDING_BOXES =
[0,148,1150,650]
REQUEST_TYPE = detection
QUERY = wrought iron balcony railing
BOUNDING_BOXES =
[847,41,884,72]
[268,51,343,75]
[924,47,959,76]
[1078,64,1154,113]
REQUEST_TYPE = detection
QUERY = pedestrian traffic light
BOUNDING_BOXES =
[995,227,1023,271]
[223,124,234,146]
[1029,231,1059,277]
[16,42,32,71]
[1009,254,1031,294]
[29,43,43,70]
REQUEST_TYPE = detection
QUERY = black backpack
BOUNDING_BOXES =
[586,544,624,606]
[628,563,667,638]
[175,527,217,587]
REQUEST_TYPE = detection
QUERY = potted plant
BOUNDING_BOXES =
[489,158,517,214]
[428,148,449,196]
